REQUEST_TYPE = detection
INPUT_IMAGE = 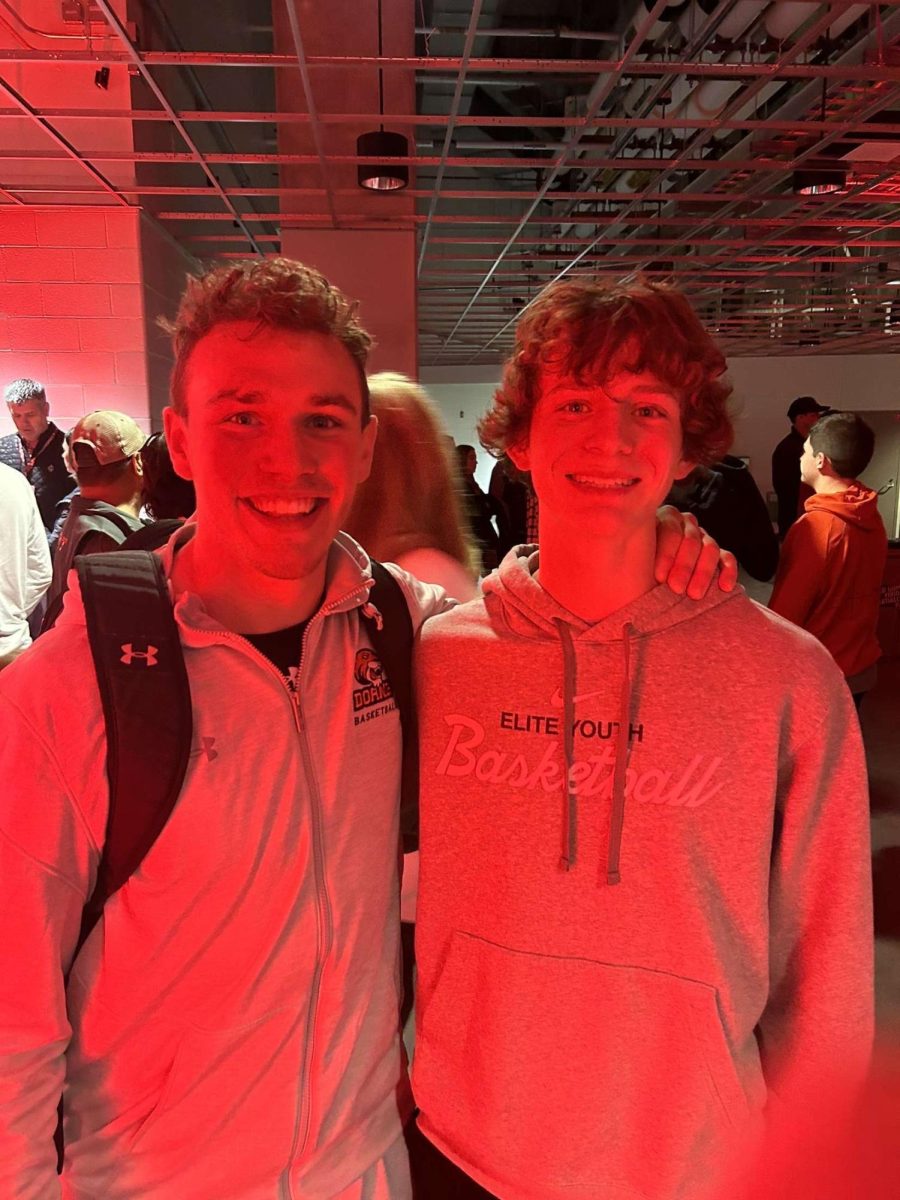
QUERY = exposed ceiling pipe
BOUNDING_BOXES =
[91,0,265,254]
[668,4,900,294]
[552,0,764,241]
[417,0,484,275]
[0,73,129,205]
[431,0,677,361]
[281,0,339,229]
[470,0,855,359]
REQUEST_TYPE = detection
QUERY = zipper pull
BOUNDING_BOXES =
[361,600,384,631]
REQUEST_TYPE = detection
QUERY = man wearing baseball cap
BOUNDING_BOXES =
[42,411,147,627]
[771,396,829,539]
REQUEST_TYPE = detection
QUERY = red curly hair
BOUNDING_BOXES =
[478,278,733,466]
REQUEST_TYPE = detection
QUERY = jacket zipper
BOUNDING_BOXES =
[179,585,371,1198]
[283,587,372,1192]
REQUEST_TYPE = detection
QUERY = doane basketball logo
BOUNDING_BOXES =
[353,648,394,712]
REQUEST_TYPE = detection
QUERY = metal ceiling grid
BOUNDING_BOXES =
[2,1,900,360]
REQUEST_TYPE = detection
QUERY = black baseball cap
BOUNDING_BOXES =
[787,396,829,422]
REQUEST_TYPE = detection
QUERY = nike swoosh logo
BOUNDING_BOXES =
[549,687,607,708]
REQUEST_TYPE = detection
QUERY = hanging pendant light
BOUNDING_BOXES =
[357,0,409,191]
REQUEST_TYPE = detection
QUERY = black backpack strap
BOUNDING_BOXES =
[74,551,193,956]
[367,561,419,853]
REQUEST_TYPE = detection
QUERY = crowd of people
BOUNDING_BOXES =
[0,260,889,1200]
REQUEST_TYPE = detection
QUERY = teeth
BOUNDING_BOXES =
[247,497,319,516]
[570,475,638,489]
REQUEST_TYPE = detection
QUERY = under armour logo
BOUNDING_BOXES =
[120,643,159,667]
[190,736,218,763]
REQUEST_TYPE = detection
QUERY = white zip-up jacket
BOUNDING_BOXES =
[0,525,450,1200]
[0,462,51,663]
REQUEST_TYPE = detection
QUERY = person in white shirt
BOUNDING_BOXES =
[0,462,51,669]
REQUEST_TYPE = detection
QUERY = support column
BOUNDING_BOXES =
[274,0,418,377]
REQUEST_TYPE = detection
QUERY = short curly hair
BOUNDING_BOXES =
[4,378,46,407]
[160,257,373,422]
[478,278,733,467]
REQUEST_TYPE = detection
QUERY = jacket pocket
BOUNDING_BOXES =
[129,1006,300,1164]
[415,930,748,1198]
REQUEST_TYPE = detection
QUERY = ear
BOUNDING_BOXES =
[673,457,696,483]
[507,438,531,473]
[163,405,194,482]
[357,413,378,484]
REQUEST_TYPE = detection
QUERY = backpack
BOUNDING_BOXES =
[70,550,418,963]
[56,551,417,1170]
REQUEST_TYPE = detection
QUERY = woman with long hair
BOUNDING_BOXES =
[345,372,479,602]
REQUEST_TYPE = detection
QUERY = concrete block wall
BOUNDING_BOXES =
[139,215,196,428]
[0,206,147,437]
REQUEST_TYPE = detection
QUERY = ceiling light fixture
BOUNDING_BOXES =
[793,166,847,196]
[357,0,409,191]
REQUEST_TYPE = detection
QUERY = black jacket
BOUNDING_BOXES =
[666,456,779,582]
[771,428,806,539]
[0,423,75,532]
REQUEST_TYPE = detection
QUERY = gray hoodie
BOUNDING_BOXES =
[412,546,873,1200]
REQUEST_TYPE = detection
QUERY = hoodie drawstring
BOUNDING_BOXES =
[606,623,634,886]
[554,619,635,886]
[554,619,578,871]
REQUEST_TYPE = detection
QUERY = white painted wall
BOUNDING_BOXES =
[421,354,900,506]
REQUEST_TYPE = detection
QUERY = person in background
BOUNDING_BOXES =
[47,430,80,558]
[455,443,504,573]
[0,378,75,533]
[666,454,779,582]
[410,278,872,1200]
[119,431,197,552]
[42,410,146,627]
[771,396,829,539]
[344,371,481,1029]
[488,456,530,553]
[770,411,887,709]
[0,463,51,670]
[346,373,479,604]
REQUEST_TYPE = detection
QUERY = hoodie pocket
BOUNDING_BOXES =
[415,930,748,1197]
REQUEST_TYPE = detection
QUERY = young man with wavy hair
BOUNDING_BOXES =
[410,279,873,1200]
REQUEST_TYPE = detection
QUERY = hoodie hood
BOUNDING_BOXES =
[483,546,742,884]
[804,483,883,531]
[484,545,739,642]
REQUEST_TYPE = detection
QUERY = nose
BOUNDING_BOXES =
[583,402,634,455]
[257,419,319,480]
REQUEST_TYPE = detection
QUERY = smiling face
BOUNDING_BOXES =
[8,398,49,447]
[508,365,694,539]
[164,321,376,590]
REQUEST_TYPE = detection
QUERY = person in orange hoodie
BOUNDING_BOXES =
[770,411,888,708]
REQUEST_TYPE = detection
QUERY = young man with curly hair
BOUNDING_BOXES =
[0,259,731,1200]
[410,279,873,1200]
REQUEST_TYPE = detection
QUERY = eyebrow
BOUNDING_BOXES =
[309,392,359,416]
[207,388,359,415]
